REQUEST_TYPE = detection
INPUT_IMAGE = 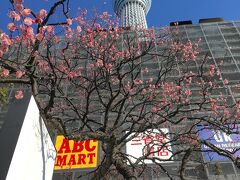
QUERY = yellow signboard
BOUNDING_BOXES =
[54,135,98,170]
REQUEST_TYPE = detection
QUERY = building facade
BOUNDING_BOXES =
[51,20,240,179]
[157,19,240,180]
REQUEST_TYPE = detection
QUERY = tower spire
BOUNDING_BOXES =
[113,0,152,28]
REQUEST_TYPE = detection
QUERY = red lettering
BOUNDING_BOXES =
[85,140,96,152]
[157,147,168,156]
[55,155,67,166]
[72,141,84,153]
[58,139,71,153]
[87,153,96,164]
[68,154,76,165]
[77,154,86,164]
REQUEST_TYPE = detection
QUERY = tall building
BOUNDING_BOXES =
[52,19,240,180]
[113,0,152,28]
[156,19,240,179]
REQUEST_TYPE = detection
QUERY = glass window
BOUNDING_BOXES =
[208,162,235,175]
[206,35,223,43]
[224,34,240,42]
[202,25,220,36]
[211,49,231,58]
[221,27,238,34]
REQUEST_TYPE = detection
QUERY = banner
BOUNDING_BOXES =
[126,129,172,164]
[197,124,240,161]
[54,136,98,170]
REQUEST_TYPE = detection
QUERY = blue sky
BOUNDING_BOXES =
[0,0,240,31]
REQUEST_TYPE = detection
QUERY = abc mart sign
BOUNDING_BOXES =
[54,135,99,170]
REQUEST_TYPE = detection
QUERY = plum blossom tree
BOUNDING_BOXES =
[0,0,240,179]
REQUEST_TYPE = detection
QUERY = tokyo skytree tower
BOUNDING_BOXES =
[113,0,152,28]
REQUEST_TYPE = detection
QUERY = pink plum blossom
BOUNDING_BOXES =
[21,8,31,17]
[15,36,21,42]
[105,63,113,72]
[185,89,192,96]
[16,70,25,78]
[7,23,17,31]
[76,26,82,33]
[36,33,43,41]
[43,25,54,33]
[96,59,104,67]
[15,4,24,11]
[25,27,34,41]
[88,64,95,69]
[1,69,9,77]
[24,17,33,26]
[1,33,12,46]
[209,64,216,77]
[133,79,143,86]
[68,71,78,79]
[9,11,21,21]
[141,89,147,95]
[100,12,111,19]
[151,106,158,113]
[15,90,24,100]
[67,18,72,26]
[39,9,47,18]
[65,26,73,38]
[223,79,229,85]
[224,109,230,119]
[210,98,217,111]
[38,60,50,72]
